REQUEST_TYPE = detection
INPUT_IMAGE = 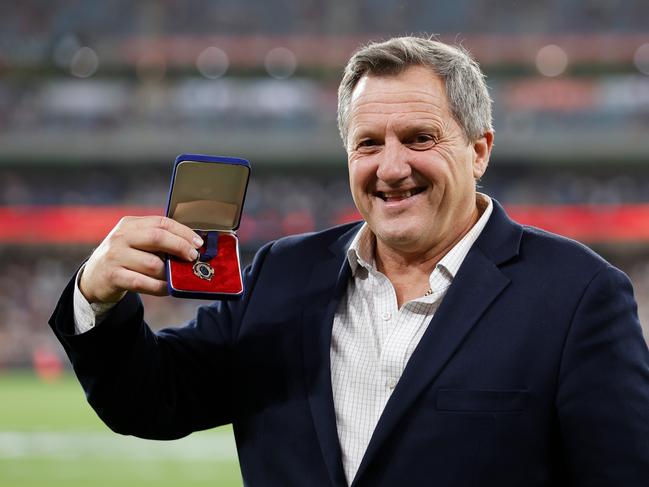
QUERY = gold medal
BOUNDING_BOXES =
[193,261,214,281]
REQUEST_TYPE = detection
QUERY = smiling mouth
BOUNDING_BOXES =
[375,187,426,202]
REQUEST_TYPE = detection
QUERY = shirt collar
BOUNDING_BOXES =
[346,223,375,275]
[436,193,492,279]
[346,193,493,279]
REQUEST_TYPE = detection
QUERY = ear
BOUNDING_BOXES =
[472,131,494,180]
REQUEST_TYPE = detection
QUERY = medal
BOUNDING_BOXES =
[193,261,214,281]
[193,231,219,281]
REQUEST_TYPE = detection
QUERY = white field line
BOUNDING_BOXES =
[0,431,238,461]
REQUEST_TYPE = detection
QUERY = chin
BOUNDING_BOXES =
[375,227,421,249]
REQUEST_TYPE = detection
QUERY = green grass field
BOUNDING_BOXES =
[0,371,242,487]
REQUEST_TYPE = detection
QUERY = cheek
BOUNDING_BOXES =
[347,169,365,208]
[418,149,472,186]
[348,159,374,191]
[410,155,447,184]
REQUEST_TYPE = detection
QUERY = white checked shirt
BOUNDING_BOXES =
[330,195,493,484]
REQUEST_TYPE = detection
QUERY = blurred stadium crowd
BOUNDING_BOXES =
[2,166,649,368]
[1,0,649,43]
[0,0,648,368]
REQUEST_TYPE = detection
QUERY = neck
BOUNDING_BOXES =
[374,197,484,306]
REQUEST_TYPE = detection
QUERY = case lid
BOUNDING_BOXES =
[166,154,250,231]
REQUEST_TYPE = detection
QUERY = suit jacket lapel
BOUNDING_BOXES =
[352,201,523,485]
[302,224,360,487]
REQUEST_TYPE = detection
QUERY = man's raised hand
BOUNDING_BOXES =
[79,216,203,304]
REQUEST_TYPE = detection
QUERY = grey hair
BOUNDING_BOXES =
[337,36,493,147]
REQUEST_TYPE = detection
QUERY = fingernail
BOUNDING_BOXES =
[193,236,204,247]
[191,249,199,260]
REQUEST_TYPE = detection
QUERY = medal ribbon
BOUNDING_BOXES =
[197,231,219,262]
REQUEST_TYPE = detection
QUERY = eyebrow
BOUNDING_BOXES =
[351,121,441,141]
[396,122,441,135]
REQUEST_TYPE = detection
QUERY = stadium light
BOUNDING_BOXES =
[70,47,99,78]
[196,47,229,79]
[264,47,297,79]
[633,43,649,75]
[535,44,568,77]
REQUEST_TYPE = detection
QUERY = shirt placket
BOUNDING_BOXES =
[373,273,405,417]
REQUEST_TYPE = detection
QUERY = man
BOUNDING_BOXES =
[50,36,649,486]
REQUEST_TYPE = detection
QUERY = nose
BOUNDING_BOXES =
[376,138,412,183]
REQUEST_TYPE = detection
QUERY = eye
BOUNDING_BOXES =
[355,138,379,150]
[408,133,436,149]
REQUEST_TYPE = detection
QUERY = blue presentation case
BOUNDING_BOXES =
[164,153,251,300]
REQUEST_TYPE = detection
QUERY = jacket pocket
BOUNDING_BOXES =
[436,388,529,412]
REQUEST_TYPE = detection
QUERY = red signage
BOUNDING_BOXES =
[1,204,649,244]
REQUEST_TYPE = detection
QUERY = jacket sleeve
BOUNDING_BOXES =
[556,265,649,485]
[48,241,274,440]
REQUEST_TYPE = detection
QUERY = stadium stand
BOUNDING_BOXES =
[0,0,648,368]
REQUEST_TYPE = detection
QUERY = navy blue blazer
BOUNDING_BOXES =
[50,200,649,486]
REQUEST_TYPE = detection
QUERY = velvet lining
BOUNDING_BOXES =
[168,232,242,295]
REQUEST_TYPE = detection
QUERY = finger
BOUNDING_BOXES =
[127,227,199,261]
[118,247,167,281]
[110,267,169,297]
[135,216,204,248]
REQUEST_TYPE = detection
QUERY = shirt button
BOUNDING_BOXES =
[381,311,391,321]
[386,377,398,389]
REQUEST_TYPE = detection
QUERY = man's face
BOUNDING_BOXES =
[346,65,491,256]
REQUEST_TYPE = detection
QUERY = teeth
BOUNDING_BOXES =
[380,189,417,199]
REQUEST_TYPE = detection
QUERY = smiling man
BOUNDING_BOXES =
[50,37,649,487]
[344,64,492,305]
